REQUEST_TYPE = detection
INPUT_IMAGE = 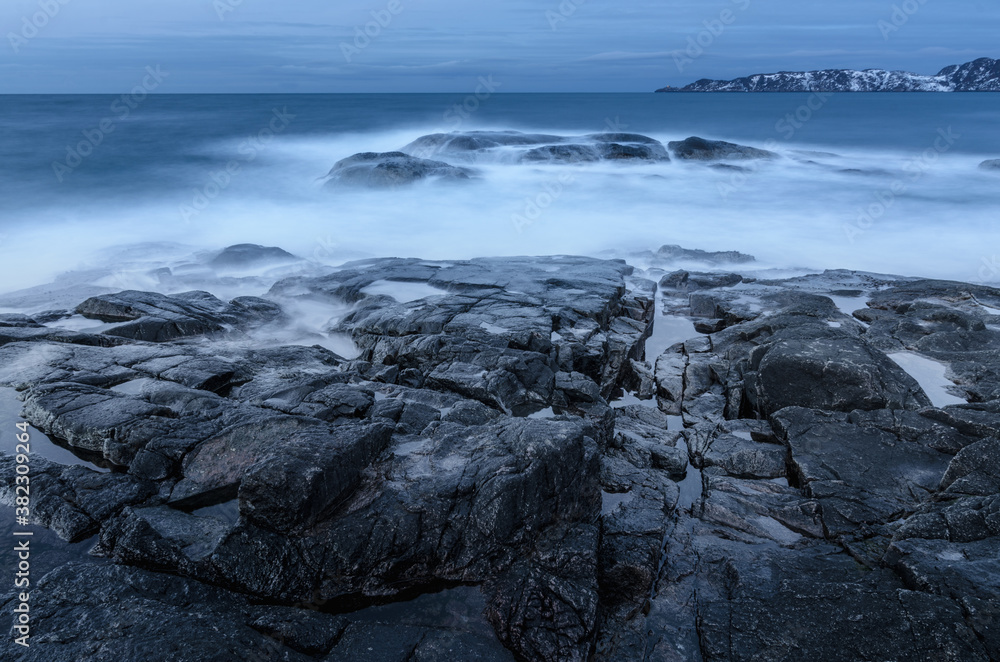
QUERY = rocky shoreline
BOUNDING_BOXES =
[1,243,998,661]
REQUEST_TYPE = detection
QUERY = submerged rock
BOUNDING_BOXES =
[209,244,299,269]
[667,136,777,161]
[980,159,1000,171]
[323,151,476,189]
[401,130,670,164]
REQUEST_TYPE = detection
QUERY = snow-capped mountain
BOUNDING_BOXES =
[656,57,1000,92]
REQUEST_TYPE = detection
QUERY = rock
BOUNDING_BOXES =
[687,422,786,479]
[401,130,670,164]
[940,437,1000,496]
[5,250,1000,661]
[238,423,394,533]
[653,244,756,265]
[773,407,952,536]
[0,563,318,661]
[75,290,283,342]
[323,152,476,188]
[0,455,156,542]
[667,136,777,161]
[659,270,743,292]
[21,383,176,465]
[979,159,1000,171]
[486,524,600,662]
[210,244,299,269]
[747,333,932,416]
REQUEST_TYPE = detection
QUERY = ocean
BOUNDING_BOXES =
[1,92,998,294]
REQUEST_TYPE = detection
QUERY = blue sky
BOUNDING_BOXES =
[1,0,996,92]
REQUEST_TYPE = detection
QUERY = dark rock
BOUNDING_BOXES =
[323,152,476,189]
[773,407,952,536]
[401,130,669,165]
[0,455,156,542]
[6,251,1000,661]
[659,270,743,292]
[667,136,777,161]
[979,159,1000,171]
[747,334,932,416]
[210,244,299,269]
[0,563,316,661]
[654,244,756,265]
[75,290,283,342]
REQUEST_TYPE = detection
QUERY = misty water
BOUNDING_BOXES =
[1,93,998,300]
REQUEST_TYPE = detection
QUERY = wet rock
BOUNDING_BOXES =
[0,563,316,661]
[323,151,476,189]
[980,159,1000,171]
[773,407,952,536]
[940,437,1000,496]
[698,581,989,661]
[747,334,932,416]
[238,423,394,533]
[75,290,283,342]
[653,244,756,265]
[21,383,176,465]
[209,244,299,269]
[688,423,787,479]
[0,455,156,542]
[486,524,600,662]
[667,136,777,161]
[5,251,1000,661]
[400,130,669,165]
[659,270,743,292]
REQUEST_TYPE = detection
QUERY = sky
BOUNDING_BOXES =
[0,0,997,93]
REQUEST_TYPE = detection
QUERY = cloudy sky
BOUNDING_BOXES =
[1,0,996,92]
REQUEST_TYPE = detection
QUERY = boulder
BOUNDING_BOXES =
[323,151,475,188]
[667,136,777,161]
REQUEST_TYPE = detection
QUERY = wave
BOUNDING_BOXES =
[0,124,998,298]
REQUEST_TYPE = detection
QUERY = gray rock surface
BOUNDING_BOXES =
[401,130,670,164]
[323,151,476,188]
[667,136,778,161]
[2,249,998,661]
